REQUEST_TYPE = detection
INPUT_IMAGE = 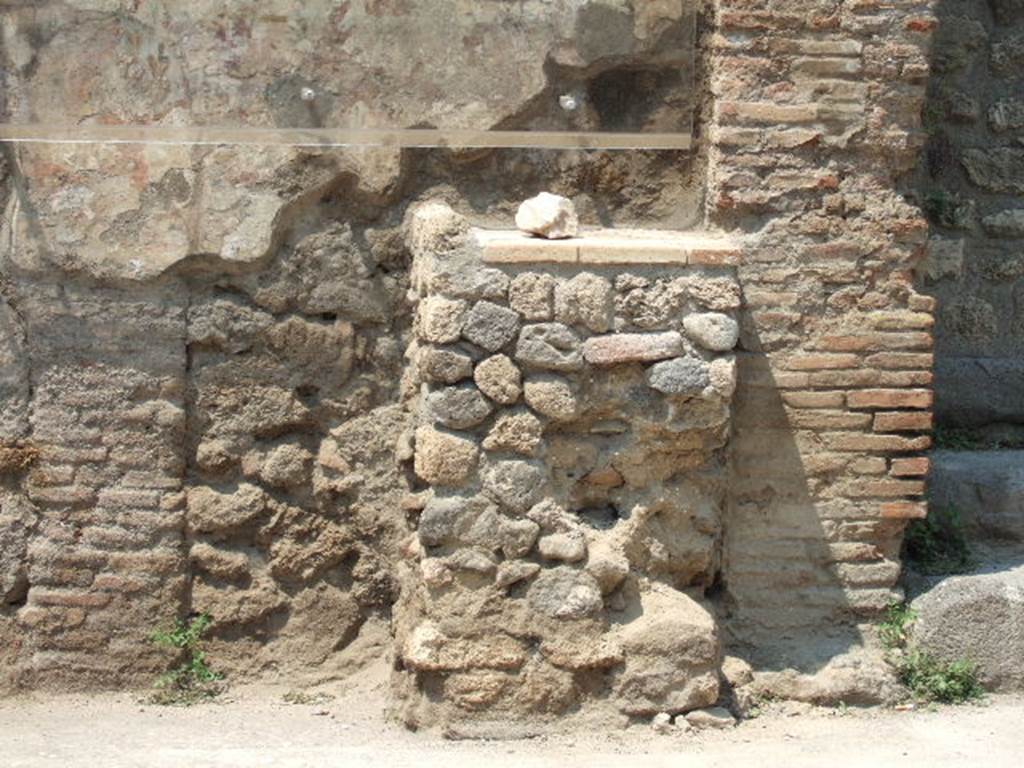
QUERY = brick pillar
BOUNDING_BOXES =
[707,0,937,665]
[16,284,188,688]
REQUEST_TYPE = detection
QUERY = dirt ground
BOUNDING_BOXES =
[2,665,1022,768]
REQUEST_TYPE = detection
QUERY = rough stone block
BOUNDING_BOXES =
[419,297,468,344]
[554,273,614,333]
[612,585,720,716]
[462,301,520,352]
[683,312,740,352]
[647,357,711,395]
[928,450,1024,541]
[508,273,556,320]
[523,375,580,421]
[482,459,547,513]
[934,357,1024,428]
[482,410,544,455]
[526,566,603,620]
[414,426,479,487]
[473,355,522,405]
[419,346,474,385]
[910,559,1024,691]
[515,323,584,371]
[427,385,493,430]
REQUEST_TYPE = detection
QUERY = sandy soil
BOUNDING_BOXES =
[2,667,1021,768]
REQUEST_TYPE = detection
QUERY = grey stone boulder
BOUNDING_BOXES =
[684,706,736,730]
[647,357,711,395]
[418,494,500,548]
[515,323,584,371]
[418,346,474,385]
[612,584,720,715]
[683,313,740,352]
[427,385,493,430]
[527,566,603,619]
[462,301,520,352]
[482,459,547,513]
[910,557,1024,691]
[933,357,1024,428]
[982,208,1024,237]
[498,518,541,558]
[928,450,1024,541]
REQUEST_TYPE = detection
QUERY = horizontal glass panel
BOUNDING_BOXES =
[0,0,695,150]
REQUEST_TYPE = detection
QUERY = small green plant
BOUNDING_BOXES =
[878,602,917,651]
[894,651,984,705]
[878,602,984,705]
[150,612,223,705]
[903,506,974,575]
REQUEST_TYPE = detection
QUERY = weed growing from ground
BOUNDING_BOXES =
[902,506,974,575]
[894,651,984,704]
[878,602,983,705]
[150,612,223,705]
[878,603,917,650]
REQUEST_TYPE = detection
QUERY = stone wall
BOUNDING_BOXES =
[0,0,941,725]
[395,211,742,728]
[915,0,1024,438]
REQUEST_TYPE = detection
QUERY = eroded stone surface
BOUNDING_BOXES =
[515,323,584,371]
[647,357,711,395]
[474,355,522,405]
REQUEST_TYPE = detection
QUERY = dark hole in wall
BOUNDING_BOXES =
[2,574,29,608]
[586,68,687,133]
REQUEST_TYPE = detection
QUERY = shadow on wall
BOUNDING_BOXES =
[719,323,900,705]
[915,0,1024,443]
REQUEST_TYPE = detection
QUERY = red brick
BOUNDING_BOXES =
[869,311,934,330]
[809,369,882,387]
[890,457,930,477]
[689,248,743,266]
[848,479,926,498]
[847,389,933,409]
[865,352,934,370]
[31,589,113,609]
[814,332,933,352]
[880,501,928,520]
[850,457,888,475]
[878,370,933,387]
[908,294,936,312]
[873,411,933,432]
[782,391,846,409]
[823,433,932,452]
[785,353,861,370]
[789,411,874,429]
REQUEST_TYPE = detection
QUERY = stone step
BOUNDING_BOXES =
[934,357,1024,429]
[928,450,1024,542]
[910,552,1024,692]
